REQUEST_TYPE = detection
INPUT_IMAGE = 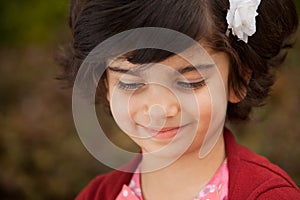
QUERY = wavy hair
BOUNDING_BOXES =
[58,0,299,121]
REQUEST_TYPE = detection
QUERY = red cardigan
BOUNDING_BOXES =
[76,129,300,199]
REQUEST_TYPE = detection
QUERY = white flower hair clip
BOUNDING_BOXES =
[226,0,261,43]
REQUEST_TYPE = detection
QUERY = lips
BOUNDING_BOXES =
[141,124,189,139]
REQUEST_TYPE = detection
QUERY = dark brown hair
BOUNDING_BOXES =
[58,0,299,121]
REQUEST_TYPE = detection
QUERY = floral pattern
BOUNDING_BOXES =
[116,160,228,200]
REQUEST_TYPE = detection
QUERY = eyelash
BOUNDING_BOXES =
[177,80,206,89]
[118,81,145,90]
[117,80,206,91]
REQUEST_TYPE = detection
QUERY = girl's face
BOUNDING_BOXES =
[106,47,236,160]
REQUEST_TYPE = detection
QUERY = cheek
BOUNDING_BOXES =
[128,94,141,117]
[195,88,212,131]
[181,87,212,122]
[109,88,136,134]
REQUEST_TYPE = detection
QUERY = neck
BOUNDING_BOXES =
[140,135,225,200]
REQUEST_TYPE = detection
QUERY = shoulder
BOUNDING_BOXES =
[75,169,133,200]
[224,129,300,199]
[75,154,141,200]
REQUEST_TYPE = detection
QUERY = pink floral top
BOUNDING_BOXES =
[116,159,229,200]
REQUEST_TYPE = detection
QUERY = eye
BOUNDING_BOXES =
[118,81,145,90]
[177,80,206,89]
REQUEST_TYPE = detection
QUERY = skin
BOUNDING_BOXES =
[105,46,239,199]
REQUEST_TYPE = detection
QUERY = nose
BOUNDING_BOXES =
[142,84,180,119]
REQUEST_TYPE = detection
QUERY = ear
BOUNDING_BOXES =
[228,70,252,103]
[228,87,246,103]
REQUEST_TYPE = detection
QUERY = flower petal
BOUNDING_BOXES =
[226,0,261,43]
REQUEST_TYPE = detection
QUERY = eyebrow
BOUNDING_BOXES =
[107,63,214,75]
[107,66,141,76]
[178,64,215,74]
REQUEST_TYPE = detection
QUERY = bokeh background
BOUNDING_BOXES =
[0,1,300,199]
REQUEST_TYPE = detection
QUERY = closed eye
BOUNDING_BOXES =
[118,81,145,90]
[177,80,206,89]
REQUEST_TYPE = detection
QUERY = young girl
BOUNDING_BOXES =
[59,0,299,199]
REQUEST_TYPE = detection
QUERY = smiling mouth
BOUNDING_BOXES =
[141,124,190,139]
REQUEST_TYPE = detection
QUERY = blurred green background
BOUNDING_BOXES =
[0,1,299,199]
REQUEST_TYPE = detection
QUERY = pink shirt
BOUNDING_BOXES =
[116,159,229,200]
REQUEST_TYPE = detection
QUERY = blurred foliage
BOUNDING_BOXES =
[0,1,300,200]
[0,1,111,200]
[0,0,68,46]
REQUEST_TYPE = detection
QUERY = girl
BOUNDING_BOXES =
[59,0,300,199]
